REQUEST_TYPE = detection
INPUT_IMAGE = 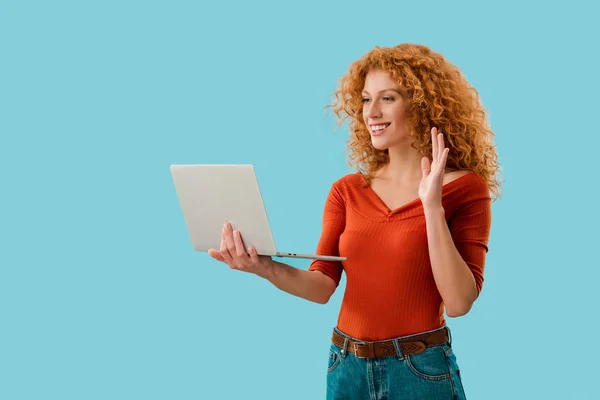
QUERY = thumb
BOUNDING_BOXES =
[208,249,225,262]
[421,157,431,178]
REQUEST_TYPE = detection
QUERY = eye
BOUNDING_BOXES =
[383,96,394,101]
[362,98,371,103]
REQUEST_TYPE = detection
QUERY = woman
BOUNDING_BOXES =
[209,43,501,399]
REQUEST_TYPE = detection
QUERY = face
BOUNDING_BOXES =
[361,69,409,150]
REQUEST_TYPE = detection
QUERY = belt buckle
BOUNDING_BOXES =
[353,341,366,358]
[353,341,374,358]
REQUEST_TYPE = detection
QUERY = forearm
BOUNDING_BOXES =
[424,206,478,317]
[257,259,333,304]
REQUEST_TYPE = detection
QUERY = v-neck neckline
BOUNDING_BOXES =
[359,172,476,215]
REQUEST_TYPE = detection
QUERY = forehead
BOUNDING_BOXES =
[362,69,400,91]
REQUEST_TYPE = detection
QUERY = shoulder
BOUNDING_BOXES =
[445,170,490,203]
[446,169,486,184]
[322,173,366,203]
[331,172,366,190]
[443,168,474,182]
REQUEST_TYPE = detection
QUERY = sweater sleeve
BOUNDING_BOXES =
[307,183,346,287]
[448,180,492,296]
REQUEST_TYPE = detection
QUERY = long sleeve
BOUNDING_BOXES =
[448,180,492,295]
[308,183,346,287]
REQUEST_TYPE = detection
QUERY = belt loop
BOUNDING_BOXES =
[447,326,453,346]
[341,337,349,358]
[392,339,404,360]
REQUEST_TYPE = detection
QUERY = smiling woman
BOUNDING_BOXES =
[307,43,502,399]
[208,43,502,400]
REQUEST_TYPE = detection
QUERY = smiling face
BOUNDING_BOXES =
[361,69,410,150]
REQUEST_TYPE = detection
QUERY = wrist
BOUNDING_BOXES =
[423,205,445,217]
[256,258,277,281]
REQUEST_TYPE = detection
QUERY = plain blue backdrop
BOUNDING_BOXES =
[1,0,598,399]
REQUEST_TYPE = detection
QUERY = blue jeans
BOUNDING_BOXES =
[326,326,466,400]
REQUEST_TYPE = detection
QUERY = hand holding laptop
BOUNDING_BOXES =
[208,221,274,278]
[170,164,346,262]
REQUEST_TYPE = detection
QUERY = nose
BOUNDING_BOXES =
[365,100,382,120]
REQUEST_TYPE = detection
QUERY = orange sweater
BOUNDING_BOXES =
[308,171,492,341]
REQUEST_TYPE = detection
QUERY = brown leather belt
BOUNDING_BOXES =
[332,327,449,358]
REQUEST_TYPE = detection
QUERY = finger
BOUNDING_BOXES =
[442,147,449,167]
[438,131,445,163]
[220,225,233,262]
[233,230,250,259]
[435,133,444,170]
[224,222,236,255]
[436,147,449,173]
[248,246,260,264]
[208,249,225,262]
[431,127,438,161]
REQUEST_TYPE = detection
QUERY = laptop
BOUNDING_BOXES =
[170,164,346,262]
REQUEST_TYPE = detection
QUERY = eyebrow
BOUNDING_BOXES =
[361,88,403,95]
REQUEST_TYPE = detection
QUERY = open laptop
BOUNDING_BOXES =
[170,164,346,262]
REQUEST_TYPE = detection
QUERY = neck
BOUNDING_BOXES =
[381,145,423,185]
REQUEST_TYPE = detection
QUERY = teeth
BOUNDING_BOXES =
[372,124,390,131]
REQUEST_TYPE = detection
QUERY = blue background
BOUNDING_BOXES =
[1,0,598,399]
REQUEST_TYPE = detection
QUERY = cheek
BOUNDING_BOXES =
[393,104,406,118]
[392,108,407,125]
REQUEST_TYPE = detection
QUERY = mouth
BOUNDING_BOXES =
[370,123,391,136]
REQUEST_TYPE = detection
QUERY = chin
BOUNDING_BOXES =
[371,140,390,151]
[372,134,409,151]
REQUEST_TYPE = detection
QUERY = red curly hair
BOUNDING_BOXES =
[327,43,503,201]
